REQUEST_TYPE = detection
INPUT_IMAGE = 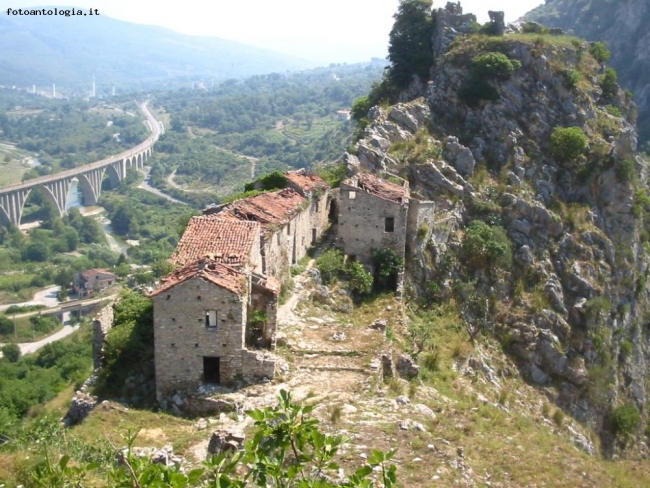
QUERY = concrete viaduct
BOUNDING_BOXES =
[0,101,164,227]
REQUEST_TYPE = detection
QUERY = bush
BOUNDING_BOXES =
[315,249,346,284]
[550,126,588,163]
[346,261,373,296]
[589,41,611,64]
[1,343,21,363]
[462,220,512,270]
[609,404,641,437]
[600,67,619,99]
[471,52,521,81]
[371,247,404,291]
[616,157,636,184]
[563,69,581,88]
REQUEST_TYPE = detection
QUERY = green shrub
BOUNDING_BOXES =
[589,42,611,64]
[609,404,641,437]
[605,105,622,117]
[550,126,588,163]
[244,171,288,192]
[1,343,21,363]
[346,261,373,296]
[315,249,346,284]
[371,247,404,291]
[462,220,512,270]
[471,52,521,81]
[563,69,581,88]
[616,157,636,184]
[600,67,619,99]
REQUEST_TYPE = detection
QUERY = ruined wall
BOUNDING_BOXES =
[308,190,331,243]
[153,276,247,398]
[263,208,311,278]
[248,281,278,348]
[406,199,436,254]
[247,225,264,275]
[92,302,115,369]
[337,183,409,267]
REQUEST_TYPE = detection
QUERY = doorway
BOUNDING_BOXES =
[203,356,221,384]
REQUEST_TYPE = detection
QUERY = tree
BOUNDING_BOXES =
[1,343,21,363]
[462,220,512,270]
[0,315,14,335]
[387,0,435,90]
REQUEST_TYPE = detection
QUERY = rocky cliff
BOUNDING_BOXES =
[346,2,650,457]
[524,0,650,149]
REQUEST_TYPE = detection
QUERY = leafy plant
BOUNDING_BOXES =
[471,52,521,80]
[609,404,641,437]
[589,41,611,64]
[462,220,512,270]
[550,126,588,163]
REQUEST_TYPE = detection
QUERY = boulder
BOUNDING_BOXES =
[207,431,245,456]
[396,354,420,379]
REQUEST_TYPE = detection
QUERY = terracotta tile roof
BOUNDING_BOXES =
[151,259,247,296]
[251,272,281,296]
[172,216,259,267]
[286,169,329,194]
[80,268,116,280]
[219,188,306,236]
[342,173,409,204]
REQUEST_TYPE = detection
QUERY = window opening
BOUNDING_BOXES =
[205,310,217,328]
[385,217,395,232]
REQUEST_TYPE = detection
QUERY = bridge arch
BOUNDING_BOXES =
[77,174,98,206]
[0,205,11,226]
[102,164,122,189]
[137,153,143,168]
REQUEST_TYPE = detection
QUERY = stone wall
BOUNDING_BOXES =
[262,207,311,279]
[337,183,409,268]
[153,276,247,397]
[92,302,115,369]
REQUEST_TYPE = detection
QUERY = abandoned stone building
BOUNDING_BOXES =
[151,170,331,400]
[337,173,410,270]
[151,258,279,398]
[203,170,331,279]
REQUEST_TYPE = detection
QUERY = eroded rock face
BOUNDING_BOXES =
[345,3,650,453]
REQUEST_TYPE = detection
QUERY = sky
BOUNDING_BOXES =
[3,1,546,63]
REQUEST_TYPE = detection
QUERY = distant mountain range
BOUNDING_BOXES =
[0,13,319,94]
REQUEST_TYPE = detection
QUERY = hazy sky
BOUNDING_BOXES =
[4,1,545,63]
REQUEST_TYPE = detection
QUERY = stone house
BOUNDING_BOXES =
[151,258,279,398]
[73,268,117,297]
[337,173,410,270]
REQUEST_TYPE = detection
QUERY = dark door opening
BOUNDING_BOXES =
[203,356,221,384]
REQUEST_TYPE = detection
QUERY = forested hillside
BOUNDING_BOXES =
[149,60,385,197]
[0,91,147,179]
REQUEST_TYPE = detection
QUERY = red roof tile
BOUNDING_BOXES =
[151,259,247,296]
[342,173,409,204]
[219,188,306,236]
[286,169,329,194]
[80,268,116,280]
[172,217,259,267]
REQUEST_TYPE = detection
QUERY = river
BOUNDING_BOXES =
[65,179,130,255]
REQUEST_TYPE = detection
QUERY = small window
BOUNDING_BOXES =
[314,200,320,212]
[348,191,356,199]
[287,223,291,235]
[311,228,317,244]
[205,310,217,328]
[385,217,395,232]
